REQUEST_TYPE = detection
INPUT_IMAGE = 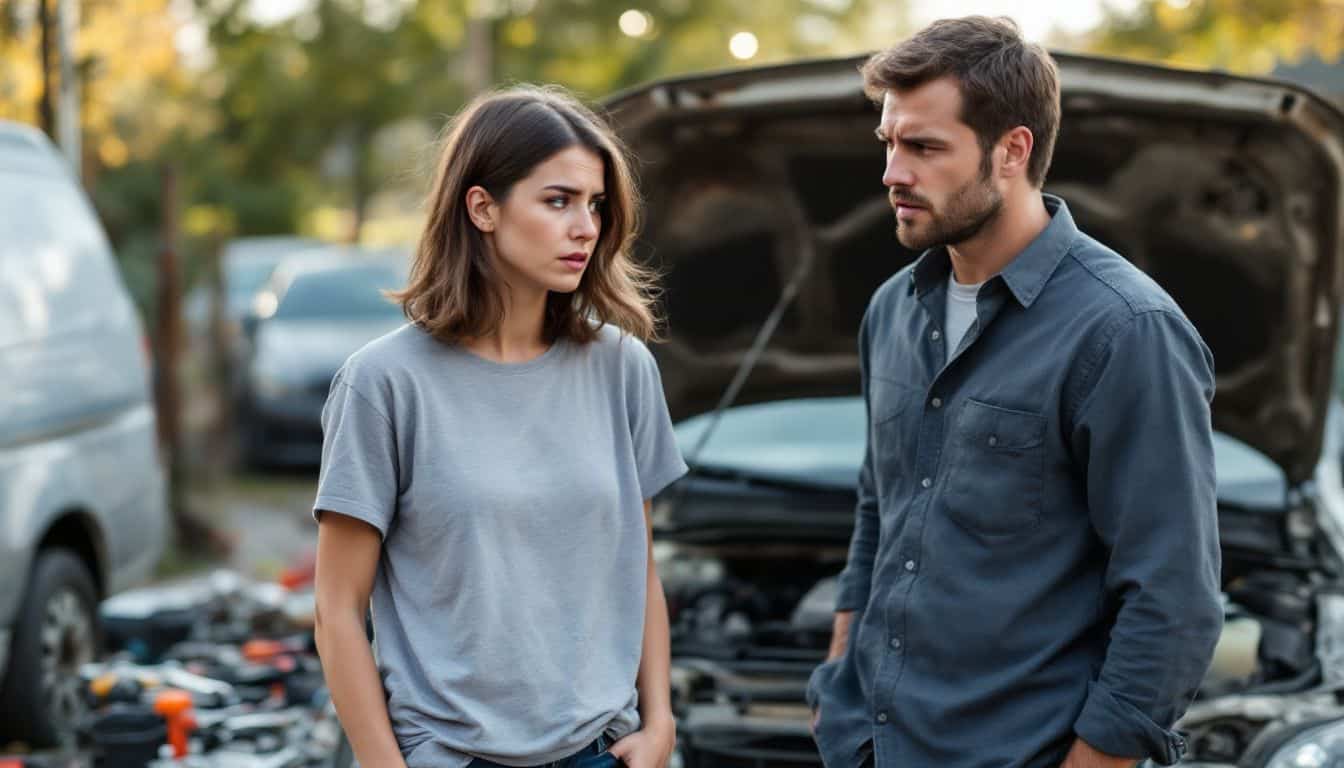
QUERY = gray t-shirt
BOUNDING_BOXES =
[944,272,983,364]
[312,322,688,768]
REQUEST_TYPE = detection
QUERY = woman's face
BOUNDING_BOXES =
[482,145,606,298]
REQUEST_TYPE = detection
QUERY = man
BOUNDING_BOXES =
[806,16,1222,768]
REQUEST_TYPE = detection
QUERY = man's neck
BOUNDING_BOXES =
[947,191,1051,285]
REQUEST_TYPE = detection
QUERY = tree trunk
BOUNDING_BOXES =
[156,165,222,554]
[464,13,493,97]
[349,127,370,244]
[36,0,54,138]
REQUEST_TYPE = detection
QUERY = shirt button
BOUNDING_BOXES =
[890,637,902,649]
[921,477,932,489]
[905,560,916,572]
[930,329,941,342]
[988,435,998,447]
[930,397,942,409]
[877,712,889,724]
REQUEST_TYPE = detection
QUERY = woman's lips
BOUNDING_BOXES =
[560,254,589,270]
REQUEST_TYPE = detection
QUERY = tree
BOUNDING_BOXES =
[1084,0,1344,74]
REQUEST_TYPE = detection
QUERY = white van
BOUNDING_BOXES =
[0,121,168,746]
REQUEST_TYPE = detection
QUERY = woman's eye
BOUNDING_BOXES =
[588,199,604,213]
[547,196,568,209]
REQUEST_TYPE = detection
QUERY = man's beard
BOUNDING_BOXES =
[892,171,1003,252]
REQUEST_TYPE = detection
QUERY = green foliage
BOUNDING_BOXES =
[1085,0,1344,73]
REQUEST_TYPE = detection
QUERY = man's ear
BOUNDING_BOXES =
[997,126,1035,181]
[466,185,498,232]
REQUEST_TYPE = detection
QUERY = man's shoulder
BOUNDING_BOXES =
[1061,232,1185,322]
[865,261,919,321]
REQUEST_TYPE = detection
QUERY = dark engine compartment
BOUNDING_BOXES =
[658,477,1344,766]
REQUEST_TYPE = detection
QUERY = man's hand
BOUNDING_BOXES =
[609,716,676,768]
[827,611,854,661]
[811,611,855,737]
[1059,738,1137,768]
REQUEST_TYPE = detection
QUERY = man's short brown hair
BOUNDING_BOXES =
[862,16,1061,187]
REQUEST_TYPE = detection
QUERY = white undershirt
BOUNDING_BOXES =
[944,272,983,364]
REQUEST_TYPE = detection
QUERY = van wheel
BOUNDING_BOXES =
[0,549,100,748]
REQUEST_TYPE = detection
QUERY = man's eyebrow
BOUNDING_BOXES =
[899,134,945,146]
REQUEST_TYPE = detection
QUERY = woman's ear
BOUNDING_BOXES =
[465,185,498,233]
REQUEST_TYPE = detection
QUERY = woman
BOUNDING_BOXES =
[312,85,687,768]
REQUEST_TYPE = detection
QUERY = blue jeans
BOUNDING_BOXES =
[467,733,621,768]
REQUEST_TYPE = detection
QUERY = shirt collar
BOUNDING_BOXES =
[908,193,1078,308]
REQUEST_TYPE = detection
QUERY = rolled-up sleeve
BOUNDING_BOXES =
[1068,309,1222,765]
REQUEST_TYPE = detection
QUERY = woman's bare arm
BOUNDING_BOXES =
[609,500,676,768]
[315,512,407,768]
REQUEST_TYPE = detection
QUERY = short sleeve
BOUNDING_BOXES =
[625,340,688,500]
[312,369,400,539]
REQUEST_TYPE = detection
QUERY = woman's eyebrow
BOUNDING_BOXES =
[541,184,604,196]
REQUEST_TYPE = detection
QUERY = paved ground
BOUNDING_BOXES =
[180,468,321,582]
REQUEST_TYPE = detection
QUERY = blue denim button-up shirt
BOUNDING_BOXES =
[807,195,1222,768]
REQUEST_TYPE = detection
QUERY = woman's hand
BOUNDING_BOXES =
[608,716,677,768]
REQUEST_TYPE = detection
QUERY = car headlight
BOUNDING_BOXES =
[1266,720,1344,768]
[252,371,291,399]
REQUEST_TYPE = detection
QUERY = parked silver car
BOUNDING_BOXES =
[0,121,168,746]
[606,54,1344,767]
[238,248,408,467]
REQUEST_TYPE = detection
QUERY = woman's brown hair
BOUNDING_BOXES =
[390,84,658,344]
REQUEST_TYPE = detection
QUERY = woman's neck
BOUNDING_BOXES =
[465,281,551,363]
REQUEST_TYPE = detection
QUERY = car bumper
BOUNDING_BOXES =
[245,388,327,465]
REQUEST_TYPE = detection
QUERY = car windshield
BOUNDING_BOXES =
[274,263,404,320]
[675,397,1288,506]
[228,260,284,303]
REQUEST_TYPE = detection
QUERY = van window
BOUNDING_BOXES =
[0,171,124,347]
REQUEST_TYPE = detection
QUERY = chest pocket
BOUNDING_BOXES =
[942,398,1046,536]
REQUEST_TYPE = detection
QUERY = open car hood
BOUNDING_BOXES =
[605,53,1344,485]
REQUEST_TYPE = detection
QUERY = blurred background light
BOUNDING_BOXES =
[619,9,653,38]
[729,30,759,60]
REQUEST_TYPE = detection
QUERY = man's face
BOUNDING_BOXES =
[877,76,1003,252]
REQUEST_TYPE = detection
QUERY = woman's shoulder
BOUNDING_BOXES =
[583,322,655,369]
[335,322,430,391]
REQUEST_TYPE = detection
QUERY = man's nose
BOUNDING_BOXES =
[883,152,915,188]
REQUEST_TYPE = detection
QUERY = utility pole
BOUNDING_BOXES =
[55,0,80,176]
